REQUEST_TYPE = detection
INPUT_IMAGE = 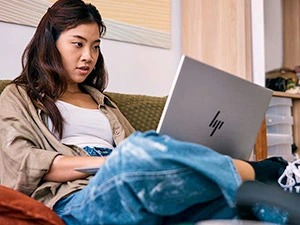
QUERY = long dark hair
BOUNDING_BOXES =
[14,0,107,138]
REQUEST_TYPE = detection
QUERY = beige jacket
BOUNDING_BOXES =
[0,84,135,208]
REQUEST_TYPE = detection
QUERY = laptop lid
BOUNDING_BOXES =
[156,55,273,160]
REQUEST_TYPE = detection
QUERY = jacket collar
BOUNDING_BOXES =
[82,85,116,108]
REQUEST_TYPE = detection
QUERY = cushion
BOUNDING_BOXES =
[0,80,11,94]
[105,92,167,132]
[0,185,65,225]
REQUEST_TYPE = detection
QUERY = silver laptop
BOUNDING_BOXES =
[75,55,272,174]
[156,55,273,160]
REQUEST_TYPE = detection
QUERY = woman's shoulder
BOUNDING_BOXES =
[0,83,29,107]
[1,83,26,98]
[2,82,23,92]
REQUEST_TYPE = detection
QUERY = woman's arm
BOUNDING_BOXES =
[43,155,107,182]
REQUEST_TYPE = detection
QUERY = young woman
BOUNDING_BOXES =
[0,0,290,224]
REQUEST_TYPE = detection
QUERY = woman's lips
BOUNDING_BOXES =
[77,66,90,75]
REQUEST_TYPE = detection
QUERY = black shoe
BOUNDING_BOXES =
[248,156,288,184]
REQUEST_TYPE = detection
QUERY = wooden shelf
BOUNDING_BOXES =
[273,91,300,99]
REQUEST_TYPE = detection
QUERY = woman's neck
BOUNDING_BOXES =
[66,90,82,94]
[66,84,81,94]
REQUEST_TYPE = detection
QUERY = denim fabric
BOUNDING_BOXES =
[252,204,289,224]
[83,146,112,157]
[53,130,242,225]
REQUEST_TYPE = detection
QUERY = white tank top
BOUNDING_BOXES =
[48,100,114,149]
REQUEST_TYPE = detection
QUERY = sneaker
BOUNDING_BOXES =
[278,158,300,193]
[248,156,288,184]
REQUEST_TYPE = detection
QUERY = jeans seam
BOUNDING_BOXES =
[60,167,192,214]
[95,167,191,193]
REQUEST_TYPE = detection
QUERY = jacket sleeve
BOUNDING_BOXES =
[0,85,60,196]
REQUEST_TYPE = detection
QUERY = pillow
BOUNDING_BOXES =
[105,92,167,131]
[0,80,11,94]
[0,185,65,225]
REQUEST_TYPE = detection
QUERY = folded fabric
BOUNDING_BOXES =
[0,185,65,225]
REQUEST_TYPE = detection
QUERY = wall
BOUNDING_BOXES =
[0,0,281,97]
[264,0,283,72]
[251,0,283,86]
[249,0,283,86]
[0,0,181,97]
[251,0,265,86]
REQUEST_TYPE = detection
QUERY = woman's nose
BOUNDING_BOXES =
[81,49,93,62]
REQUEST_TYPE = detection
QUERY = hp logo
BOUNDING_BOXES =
[209,111,224,136]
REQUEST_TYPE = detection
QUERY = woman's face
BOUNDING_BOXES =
[56,23,100,85]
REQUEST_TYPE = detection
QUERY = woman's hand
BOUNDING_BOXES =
[43,155,106,182]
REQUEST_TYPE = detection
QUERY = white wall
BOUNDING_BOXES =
[251,0,283,86]
[0,0,181,97]
[264,0,283,72]
[251,0,265,86]
[0,0,281,96]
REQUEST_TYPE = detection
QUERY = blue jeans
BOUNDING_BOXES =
[83,146,112,157]
[53,131,241,225]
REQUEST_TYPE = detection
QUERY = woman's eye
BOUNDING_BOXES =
[73,42,82,47]
[93,45,100,50]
